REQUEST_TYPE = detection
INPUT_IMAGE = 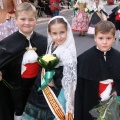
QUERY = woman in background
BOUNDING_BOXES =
[0,0,21,41]
[49,0,61,16]
[87,0,109,35]
[71,0,89,36]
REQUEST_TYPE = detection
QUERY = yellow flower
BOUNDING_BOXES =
[42,54,56,62]
[85,8,88,12]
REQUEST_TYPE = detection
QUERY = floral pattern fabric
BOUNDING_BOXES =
[0,18,17,41]
[71,10,89,32]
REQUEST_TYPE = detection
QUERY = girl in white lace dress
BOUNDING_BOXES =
[22,16,77,120]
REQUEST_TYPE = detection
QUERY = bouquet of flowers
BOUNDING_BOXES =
[89,94,120,120]
[85,8,92,14]
[37,54,59,91]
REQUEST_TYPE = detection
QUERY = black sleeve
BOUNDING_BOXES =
[53,66,63,89]
[74,76,84,120]
[100,9,108,16]
[115,8,119,15]
[0,41,12,70]
[113,79,120,96]
[89,10,94,14]
[112,7,118,12]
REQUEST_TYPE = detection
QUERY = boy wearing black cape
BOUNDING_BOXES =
[0,2,47,120]
[74,21,120,120]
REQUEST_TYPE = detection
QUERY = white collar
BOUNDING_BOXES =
[96,46,110,55]
[19,30,33,40]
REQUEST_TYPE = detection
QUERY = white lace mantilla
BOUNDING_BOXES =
[47,16,77,115]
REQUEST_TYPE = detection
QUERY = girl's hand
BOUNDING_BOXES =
[48,79,55,87]
[0,71,2,81]
[107,16,109,19]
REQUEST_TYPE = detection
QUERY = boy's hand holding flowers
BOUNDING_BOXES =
[37,54,59,91]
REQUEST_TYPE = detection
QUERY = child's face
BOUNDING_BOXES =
[94,32,115,52]
[49,23,67,46]
[15,11,37,37]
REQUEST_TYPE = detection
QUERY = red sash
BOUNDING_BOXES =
[98,82,114,97]
[22,62,40,78]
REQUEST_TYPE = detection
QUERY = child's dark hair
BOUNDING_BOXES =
[48,18,67,32]
[95,21,116,36]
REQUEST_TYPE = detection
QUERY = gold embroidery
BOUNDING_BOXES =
[43,86,66,120]
[41,68,45,79]
[26,47,37,51]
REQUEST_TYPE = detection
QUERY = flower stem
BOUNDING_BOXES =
[2,79,13,90]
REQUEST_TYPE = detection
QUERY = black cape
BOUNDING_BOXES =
[0,31,47,120]
[74,46,120,120]
[0,31,47,69]
[107,6,118,24]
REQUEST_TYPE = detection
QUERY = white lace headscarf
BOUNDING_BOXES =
[47,16,77,115]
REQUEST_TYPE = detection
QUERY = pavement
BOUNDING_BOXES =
[36,3,118,24]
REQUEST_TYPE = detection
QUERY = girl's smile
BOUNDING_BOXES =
[49,23,67,47]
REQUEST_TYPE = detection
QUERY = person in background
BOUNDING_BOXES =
[87,0,109,35]
[74,21,120,120]
[107,0,114,5]
[71,0,89,36]
[37,0,53,17]
[44,0,53,17]
[0,2,47,120]
[0,0,22,41]
[114,2,120,40]
[107,2,120,40]
[49,0,61,16]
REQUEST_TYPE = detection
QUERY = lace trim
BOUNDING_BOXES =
[61,46,77,114]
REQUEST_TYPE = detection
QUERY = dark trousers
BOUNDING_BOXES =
[11,78,35,116]
[52,10,59,16]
